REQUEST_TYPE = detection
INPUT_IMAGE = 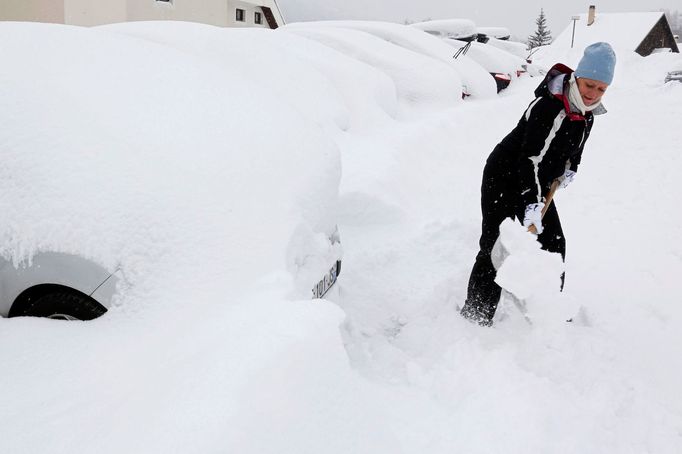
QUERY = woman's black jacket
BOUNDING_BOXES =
[489,63,596,207]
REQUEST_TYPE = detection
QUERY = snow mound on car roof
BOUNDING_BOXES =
[411,19,477,39]
[285,25,463,115]
[100,20,400,131]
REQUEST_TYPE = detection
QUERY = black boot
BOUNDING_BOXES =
[460,303,493,327]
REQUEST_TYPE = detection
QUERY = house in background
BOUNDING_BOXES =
[554,5,679,56]
[0,0,285,29]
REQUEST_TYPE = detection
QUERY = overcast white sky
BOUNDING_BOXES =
[278,1,680,41]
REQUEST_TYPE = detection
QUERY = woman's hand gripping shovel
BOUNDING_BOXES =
[491,180,560,324]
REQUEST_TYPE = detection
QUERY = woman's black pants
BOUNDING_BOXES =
[461,159,566,323]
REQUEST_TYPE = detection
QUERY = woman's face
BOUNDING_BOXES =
[576,77,609,106]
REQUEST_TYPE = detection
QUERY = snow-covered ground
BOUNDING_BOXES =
[1,21,682,453]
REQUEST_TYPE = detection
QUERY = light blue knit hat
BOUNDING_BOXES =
[575,42,616,85]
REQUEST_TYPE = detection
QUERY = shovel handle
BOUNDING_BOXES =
[528,179,561,235]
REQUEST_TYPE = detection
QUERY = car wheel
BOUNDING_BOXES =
[11,290,107,321]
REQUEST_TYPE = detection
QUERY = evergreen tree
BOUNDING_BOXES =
[528,9,553,49]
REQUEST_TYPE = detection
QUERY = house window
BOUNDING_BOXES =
[254,11,262,25]
[236,9,245,22]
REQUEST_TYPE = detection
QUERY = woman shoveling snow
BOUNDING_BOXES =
[460,42,617,327]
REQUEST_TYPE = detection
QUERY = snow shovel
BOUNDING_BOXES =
[491,179,560,323]
[491,179,560,271]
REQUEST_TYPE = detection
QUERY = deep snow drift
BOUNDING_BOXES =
[1,21,682,454]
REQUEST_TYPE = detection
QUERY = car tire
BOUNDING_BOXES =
[13,290,107,321]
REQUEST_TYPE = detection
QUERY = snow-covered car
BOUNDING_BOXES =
[284,25,464,110]
[287,20,497,100]
[445,38,530,92]
[0,22,343,320]
[485,37,530,59]
[476,27,512,41]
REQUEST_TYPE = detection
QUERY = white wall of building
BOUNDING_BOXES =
[126,0,227,27]
[227,0,270,28]
[1,0,285,28]
[65,0,125,26]
[0,0,64,23]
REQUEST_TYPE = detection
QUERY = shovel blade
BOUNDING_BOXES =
[491,234,509,272]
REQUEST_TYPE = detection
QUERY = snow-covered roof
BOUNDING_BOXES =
[476,27,511,40]
[553,12,665,51]
[410,19,477,39]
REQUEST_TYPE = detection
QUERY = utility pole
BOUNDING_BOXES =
[571,16,580,48]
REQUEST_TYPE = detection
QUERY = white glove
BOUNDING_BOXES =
[558,169,576,189]
[523,202,544,234]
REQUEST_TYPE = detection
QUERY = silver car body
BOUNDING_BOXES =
[0,252,118,317]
